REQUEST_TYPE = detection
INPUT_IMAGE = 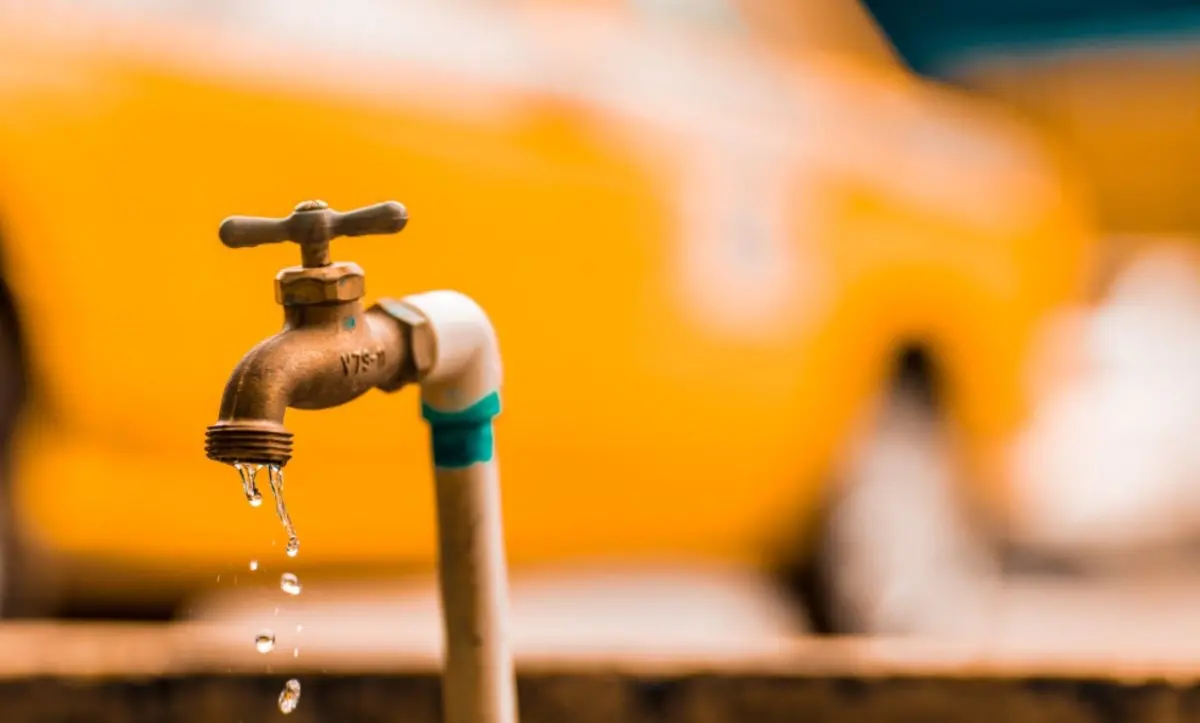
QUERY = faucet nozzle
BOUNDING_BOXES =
[205,419,294,467]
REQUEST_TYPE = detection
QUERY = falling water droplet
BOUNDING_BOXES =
[281,573,302,596]
[278,679,301,715]
[249,560,259,572]
[267,465,300,559]
[293,648,299,658]
[216,574,222,583]
[296,624,303,633]
[255,631,275,654]
[235,462,263,507]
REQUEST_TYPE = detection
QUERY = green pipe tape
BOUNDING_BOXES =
[421,390,501,469]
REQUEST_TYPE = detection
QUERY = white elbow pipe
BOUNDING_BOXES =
[379,290,517,723]
[403,290,503,418]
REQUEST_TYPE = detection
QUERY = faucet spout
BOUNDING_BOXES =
[205,301,411,467]
[213,332,302,426]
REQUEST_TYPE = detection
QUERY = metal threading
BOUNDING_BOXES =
[205,422,294,467]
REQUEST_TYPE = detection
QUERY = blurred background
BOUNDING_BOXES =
[0,0,1199,661]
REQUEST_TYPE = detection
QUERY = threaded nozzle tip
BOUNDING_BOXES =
[205,421,294,467]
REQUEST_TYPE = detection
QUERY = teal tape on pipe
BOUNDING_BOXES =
[421,391,501,469]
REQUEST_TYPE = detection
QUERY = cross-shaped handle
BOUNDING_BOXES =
[218,200,408,268]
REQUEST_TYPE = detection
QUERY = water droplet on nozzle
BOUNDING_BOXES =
[234,462,263,507]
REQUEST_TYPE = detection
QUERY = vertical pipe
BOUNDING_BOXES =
[430,451,516,723]
[401,291,517,723]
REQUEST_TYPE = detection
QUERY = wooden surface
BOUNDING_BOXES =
[4,623,1200,722]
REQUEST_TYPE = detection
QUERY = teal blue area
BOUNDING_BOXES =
[421,391,501,469]
[859,1,1200,77]
[343,316,357,330]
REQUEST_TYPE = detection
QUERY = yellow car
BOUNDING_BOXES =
[0,0,1095,629]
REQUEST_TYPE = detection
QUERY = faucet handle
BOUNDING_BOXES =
[218,200,408,268]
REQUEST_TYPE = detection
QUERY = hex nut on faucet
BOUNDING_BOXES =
[275,262,366,306]
[373,298,436,390]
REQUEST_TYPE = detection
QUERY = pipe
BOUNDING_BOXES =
[379,291,516,723]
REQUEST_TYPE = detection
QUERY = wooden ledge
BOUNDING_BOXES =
[2,623,1200,722]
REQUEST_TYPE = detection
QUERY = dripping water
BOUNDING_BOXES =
[278,679,301,714]
[266,464,300,558]
[281,572,302,596]
[229,462,307,714]
[234,463,263,507]
[255,631,275,654]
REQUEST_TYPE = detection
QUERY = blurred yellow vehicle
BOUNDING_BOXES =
[0,0,1095,628]
[865,1,1200,577]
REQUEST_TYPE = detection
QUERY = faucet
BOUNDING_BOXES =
[205,200,518,723]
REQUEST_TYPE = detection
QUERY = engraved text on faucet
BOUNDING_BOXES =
[341,348,386,376]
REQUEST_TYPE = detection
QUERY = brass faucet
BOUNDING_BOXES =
[204,199,415,466]
[204,199,518,723]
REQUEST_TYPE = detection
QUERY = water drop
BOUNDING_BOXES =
[293,648,299,658]
[267,465,300,560]
[296,624,303,633]
[216,574,221,583]
[234,462,263,507]
[281,573,302,596]
[249,560,259,571]
[278,679,301,715]
[255,631,275,654]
